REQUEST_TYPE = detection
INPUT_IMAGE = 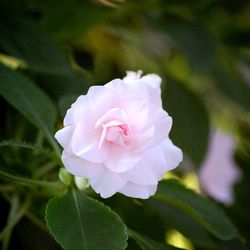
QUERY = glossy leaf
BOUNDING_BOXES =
[152,180,238,240]
[0,64,58,153]
[46,189,128,250]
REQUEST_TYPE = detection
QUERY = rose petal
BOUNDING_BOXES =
[71,122,109,163]
[161,138,183,170]
[125,146,166,185]
[55,126,73,149]
[61,150,88,177]
[119,182,157,199]
[126,126,155,152]
[141,73,161,89]
[105,145,140,173]
[105,78,126,90]
[124,138,182,186]
[95,108,129,128]
[88,85,116,110]
[64,95,93,126]
[150,109,172,146]
[62,150,106,179]
[121,97,149,131]
[89,170,127,198]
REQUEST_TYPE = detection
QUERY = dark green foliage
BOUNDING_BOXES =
[0,0,249,249]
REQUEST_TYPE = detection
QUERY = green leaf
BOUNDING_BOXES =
[0,5,70,74]
[212,65,250,110]
[147,196,216,249]
[46,189,128,250]
[0,63,59,154]
[160,17,217,72]
[163,77,209,166]
[152,179,239,241]
[129,229,184,250]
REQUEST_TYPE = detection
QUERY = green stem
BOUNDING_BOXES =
[0,195,30,250]
[0,170,57,187]
[33,161,57,178]
[0,170,66,197]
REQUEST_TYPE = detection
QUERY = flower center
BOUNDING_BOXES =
[98,121,130,149]
[95,108,131,149]
[106,124,129,141]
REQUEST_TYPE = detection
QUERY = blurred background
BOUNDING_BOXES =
[0,0,249,249]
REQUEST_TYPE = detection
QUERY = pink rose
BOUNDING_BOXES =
[55,71,182,198]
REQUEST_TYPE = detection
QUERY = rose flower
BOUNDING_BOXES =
[55,71,182,198]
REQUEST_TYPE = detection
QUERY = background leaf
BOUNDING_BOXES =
[212,65,250,110]
[129,229,185,250]
[46,189,128,250]
[150,180,238,241]
[28,0,109,41]
[0,5,70,74]
[163,77,209,166]
[159,17,217,72]
[0,63,58,153]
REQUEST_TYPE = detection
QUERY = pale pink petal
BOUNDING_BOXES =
[147,87,162,107]
[161,138,183,170]
[62,150,105,179]
[87,85,116,110]
[55,126,73,148]
[95,108,129,128]
[105,145,140,173]
[121,97,149,131]
[125,139,182,186]
[141,74,161,89]
[124,159,159,185]
[119,182,157,199]
[105,78,126,90]
[126,126,155,152]
[64,95,94,126]
[71,122,109,163]
[89,170,127,198]
[149,110,172,147]
[61,150,88,177]
[124,146,167,186]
